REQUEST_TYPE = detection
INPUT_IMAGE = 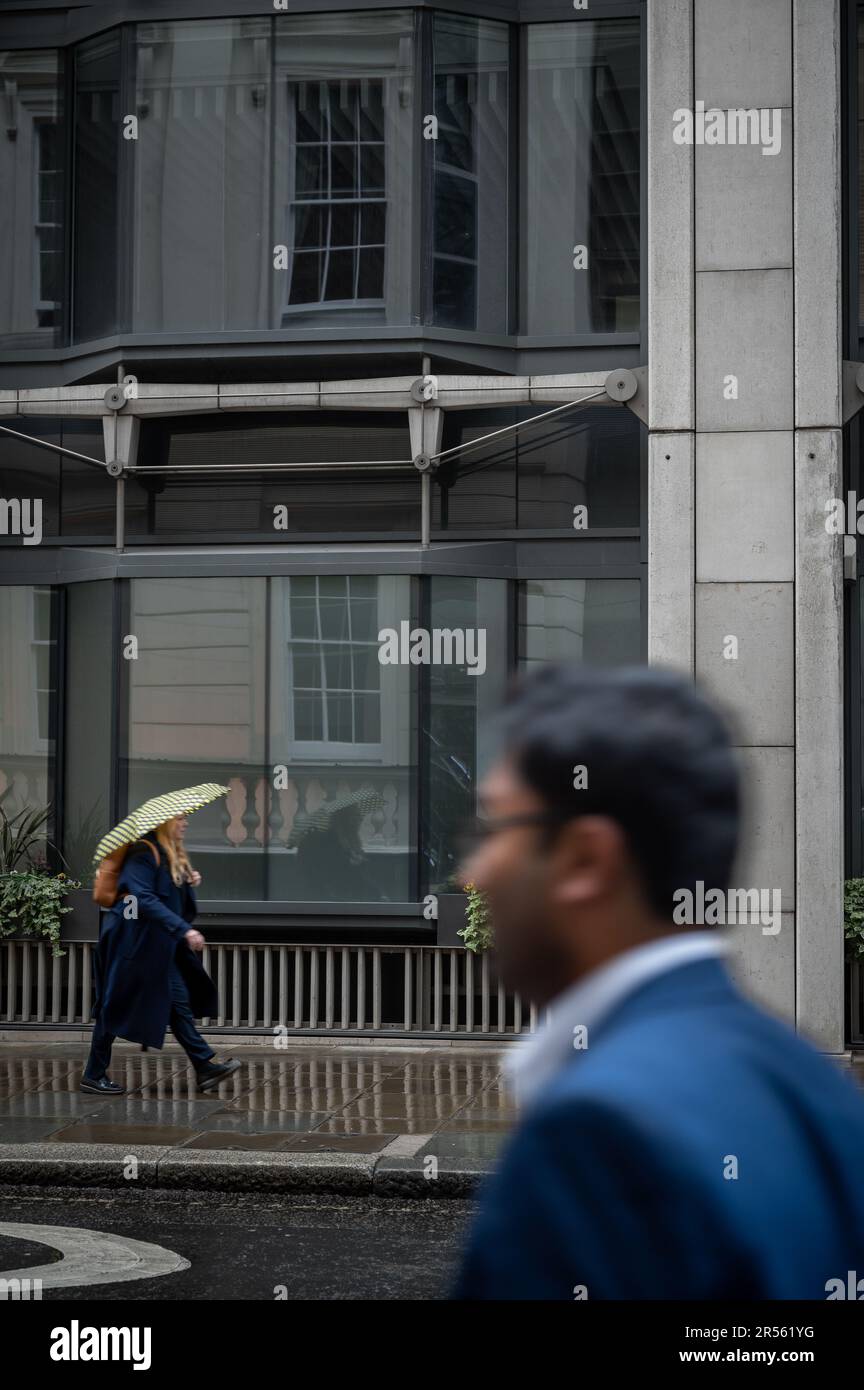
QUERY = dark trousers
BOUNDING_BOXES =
[86,963,214,1079]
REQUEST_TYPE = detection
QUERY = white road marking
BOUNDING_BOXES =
[0,1222,190,1289]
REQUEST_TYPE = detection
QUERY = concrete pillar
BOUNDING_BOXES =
[647,0,845,1048]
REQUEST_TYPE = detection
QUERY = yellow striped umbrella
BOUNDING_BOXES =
[92,783,229,865]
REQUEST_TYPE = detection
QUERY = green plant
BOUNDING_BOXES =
[0,794,53,873]
[0,871,78,956]
[844,879,864,962]
[459,881,492,954]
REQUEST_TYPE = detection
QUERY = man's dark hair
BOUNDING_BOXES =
[494,664,740,919]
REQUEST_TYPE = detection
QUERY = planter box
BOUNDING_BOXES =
[436,892,468,948]
[61,888,101,942]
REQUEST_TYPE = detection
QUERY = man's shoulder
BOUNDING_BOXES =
[523,988,864,1159]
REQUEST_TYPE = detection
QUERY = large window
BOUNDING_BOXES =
[0,559,642,910]
[274,11,416,329]
[0,585,56,827]
[0,50,64,349]
[126,413,419,539]
[434,404,642,531]
[133,19,271,333]
[431,14,509,331]
[0,11,642,349]
[73,31,120,342]
[522,19,640,336]
[124,575,416,904]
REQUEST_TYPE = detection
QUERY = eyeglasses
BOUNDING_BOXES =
[457,811,573,858]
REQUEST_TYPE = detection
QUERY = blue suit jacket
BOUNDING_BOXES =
[454,958,864,1300]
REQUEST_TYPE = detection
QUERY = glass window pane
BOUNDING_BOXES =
[517,405,642,529]
[126,577,268,900]
[270,575,416,902]
[433,405,642,531]
[523,20,640,334]
[0,419,60,540]
[63,582,113,885]
[125,414,419,539]
[432,15,509,333]
[74,32,120,341]
[323,643,353,687]
[432,410,518,530]
[423,578,508,893]
[519,579,642,667]
[59,422,114,537]
[274,11,416,329]
[132,18,271,332]
[0,586,56,838]
[324,249,356,300]
[0,50,65,348]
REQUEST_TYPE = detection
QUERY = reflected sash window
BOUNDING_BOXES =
[286,576,383,753]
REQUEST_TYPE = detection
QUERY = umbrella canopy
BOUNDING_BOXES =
[93,783,229,864]
[287,788,384,848]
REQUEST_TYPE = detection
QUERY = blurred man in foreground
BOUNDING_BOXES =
[453,665,864,1300]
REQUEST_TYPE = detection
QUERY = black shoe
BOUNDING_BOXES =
[195,1058,242,1092]
[79,1075,125,1095]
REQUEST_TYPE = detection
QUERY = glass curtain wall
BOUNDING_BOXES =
[273,10,417,329]
[73,31,120,342]
[431,13,509,332]
[0,49,64,349]
[522,18,640,335]
[0,586,56,833]
[0,12,644,346]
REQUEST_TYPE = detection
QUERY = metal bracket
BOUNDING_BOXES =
[604,366,648,425]
[842,361,864,424]
[845,535,858,583]
[106,460,124,478]
[412,452,435,474]
[103,385,127,411]
[411,375,438,403]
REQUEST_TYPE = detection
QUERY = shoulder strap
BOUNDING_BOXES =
[130,838,160,867]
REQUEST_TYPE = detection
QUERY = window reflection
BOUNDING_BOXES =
[0,586,56,828]
[0,50,64,348]
[432,15,509,332]
[519,579,642,668]
[274,11,416,328]
[74,32,120,341]
[125,576,416,904]
[523,20,640,335]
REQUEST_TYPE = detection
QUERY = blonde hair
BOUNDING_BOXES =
[155,819,194,888]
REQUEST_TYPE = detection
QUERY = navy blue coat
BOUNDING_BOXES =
[92,834,218,1049]
[454,958,864,1300]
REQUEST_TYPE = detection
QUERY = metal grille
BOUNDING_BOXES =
[0,941,538,1039]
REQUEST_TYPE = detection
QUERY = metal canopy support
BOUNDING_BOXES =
[1,366,649,550]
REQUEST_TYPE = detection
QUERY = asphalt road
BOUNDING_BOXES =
[0,1186,472,1301]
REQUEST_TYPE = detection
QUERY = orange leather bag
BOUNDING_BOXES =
[92,839,160,908]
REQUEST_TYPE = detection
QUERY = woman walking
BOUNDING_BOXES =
[82,812,240,1095]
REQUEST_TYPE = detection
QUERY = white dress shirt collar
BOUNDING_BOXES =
[507,931,727,1108]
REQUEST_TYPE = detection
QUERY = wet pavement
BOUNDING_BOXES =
[0,1042,517,1168]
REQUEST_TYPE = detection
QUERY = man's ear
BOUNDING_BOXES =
[550,816,627,906]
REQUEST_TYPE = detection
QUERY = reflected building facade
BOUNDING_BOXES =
[0,1,645,1015]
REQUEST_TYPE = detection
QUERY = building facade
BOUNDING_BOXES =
[0,0,857,1047]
